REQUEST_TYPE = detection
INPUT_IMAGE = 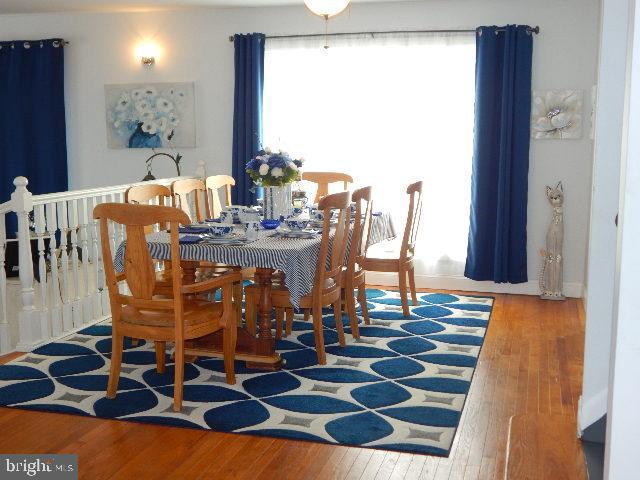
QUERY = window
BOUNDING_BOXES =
[264,33,476,276]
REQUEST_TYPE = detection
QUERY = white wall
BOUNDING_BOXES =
[580,0,628,434]
[0,0,600,295]
[605,0,640,474]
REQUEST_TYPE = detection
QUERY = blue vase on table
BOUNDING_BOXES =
[128,123,162,148]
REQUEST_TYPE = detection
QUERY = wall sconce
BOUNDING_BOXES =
[135,42,160,67]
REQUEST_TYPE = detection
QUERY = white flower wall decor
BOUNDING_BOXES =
[531,90,583,140]
[105,82,196,148]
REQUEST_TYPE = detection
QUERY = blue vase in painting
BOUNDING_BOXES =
[128,123,162,148]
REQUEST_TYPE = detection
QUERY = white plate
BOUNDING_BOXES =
[276,227,320,239]
[201,233,254,245]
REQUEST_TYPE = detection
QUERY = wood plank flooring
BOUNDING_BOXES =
[0,289,587,479]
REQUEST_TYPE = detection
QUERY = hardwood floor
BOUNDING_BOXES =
[0,289,587,480]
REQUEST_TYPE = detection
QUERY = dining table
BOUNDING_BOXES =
[113,211,396,371]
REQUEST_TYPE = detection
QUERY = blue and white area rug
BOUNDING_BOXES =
[0,289,493,456]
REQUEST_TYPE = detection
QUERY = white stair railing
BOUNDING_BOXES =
[0,160,206,354]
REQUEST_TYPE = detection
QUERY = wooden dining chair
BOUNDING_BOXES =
[125,183,172,206]
[245,191,352,364]
[94,202,241,411]
[171,178,209,223]
[363,181,423,317]
[205,175,235,219]
[343,186,373,338]
[125,183,172,234]
[302,171,354,203]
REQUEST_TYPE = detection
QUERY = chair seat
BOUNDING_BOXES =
[366,239,404,259]
[122,299,224,327]
[363,240,414,272]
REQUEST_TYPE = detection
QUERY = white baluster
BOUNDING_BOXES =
[69,199,82,328]
[57,200,72,332]
[46,202,62,337]
[34,204,50,340]
[0,214,9,353]
[90,196,104,318]
[102,195,116,312]
[79,197,92,324]
[13,177,42,351]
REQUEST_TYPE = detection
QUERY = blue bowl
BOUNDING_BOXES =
[210,225,233,236]
[261,219,281,230]
[285,219,310,231]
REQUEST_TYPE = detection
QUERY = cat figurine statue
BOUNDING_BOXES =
[539,181,565,300]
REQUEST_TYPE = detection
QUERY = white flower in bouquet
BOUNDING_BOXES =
[141,121,158,135]
[287,161,298,171]
[135,99,152,113]
[168,112,180,126]
[259,163,269,176]
[156,117,168,132]
[143,86,158,98]
[156,97,174,113]
[131,88,145,100]
[271,167,284,178]
[115,93,131,111]
[140,110,155,123]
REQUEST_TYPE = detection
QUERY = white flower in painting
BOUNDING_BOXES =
[168,112,180,126]
[141,121,158,135]
[131,88,145,100]
[271,167,284,178]
[258,163,269,176]
[157,117,168,132]
[532,90,583,139]
[140,110,156,123]
[135,99,152,113]
[156,97,174,113]
[143,86,158,98]
[115,93,131,111]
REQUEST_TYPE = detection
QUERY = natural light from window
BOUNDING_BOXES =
[264,33,476,276]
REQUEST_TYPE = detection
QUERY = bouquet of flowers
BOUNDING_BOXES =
[108,85,186,148]
[246,148,304,187]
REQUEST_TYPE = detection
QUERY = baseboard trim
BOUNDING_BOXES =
[578,390,609,436]
[365,272,584,298]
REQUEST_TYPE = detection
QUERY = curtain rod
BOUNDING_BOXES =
[0,39,70,47]
[228,26,540,42]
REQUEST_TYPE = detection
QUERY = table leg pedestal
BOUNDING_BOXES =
[184,267,283,370]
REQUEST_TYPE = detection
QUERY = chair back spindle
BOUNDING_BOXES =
[349,186,373,274]
[315,191,351,297]
[401,181,423,260]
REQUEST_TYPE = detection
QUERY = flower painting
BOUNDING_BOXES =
[105,82,196,148]
[531,90,583,140]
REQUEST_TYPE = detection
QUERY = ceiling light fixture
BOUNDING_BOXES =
[303,0,351,18]
[303,0,351,49]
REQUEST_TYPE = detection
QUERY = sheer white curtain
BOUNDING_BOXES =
[264,32,476,276]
